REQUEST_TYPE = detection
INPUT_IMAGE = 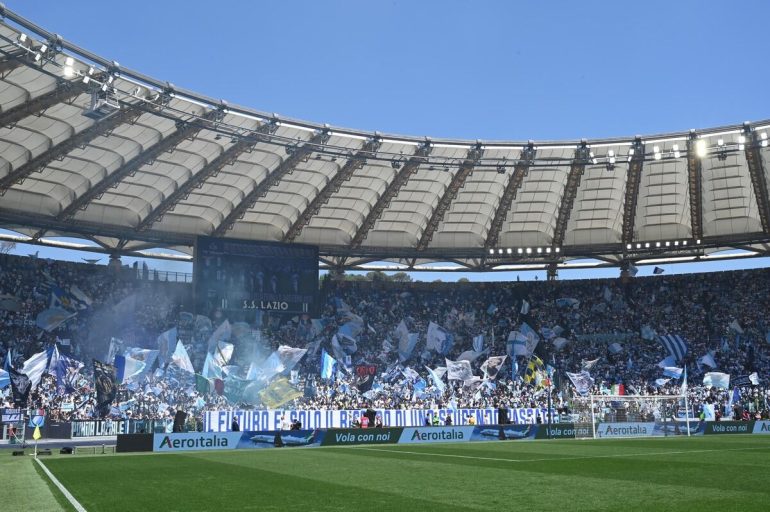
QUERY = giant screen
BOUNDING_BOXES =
[194,236,319,318]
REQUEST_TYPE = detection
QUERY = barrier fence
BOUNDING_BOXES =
[114,420,770,453]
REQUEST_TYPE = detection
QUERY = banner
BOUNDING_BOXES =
[704,421,752,435]
[399,426,475,444]
[72,419,130,437]
[752,421,770,434]
[595,422,657,438]
[320,427,402,446]
[203,407,552,432]
[535,423,593,440]
[1,407,23,423]
[153,432,242,452]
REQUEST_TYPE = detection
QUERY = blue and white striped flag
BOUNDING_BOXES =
[662,367,683,379]
[658,334,687,361]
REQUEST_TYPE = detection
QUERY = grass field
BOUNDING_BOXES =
[7,435,770,511]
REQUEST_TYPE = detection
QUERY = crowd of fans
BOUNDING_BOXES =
[1,252,770,427]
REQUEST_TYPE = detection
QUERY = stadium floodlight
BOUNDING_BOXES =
[18,33,27,43]
[665,241,670,247]
[82,75,90,84]
[488,249,494,255]
[536,247,542,253]
[674,240,680,246]
[696,239,701,244]
[682,240,688,246]
[738,135,746,151]
[589,151,597,165]
[517,248,523,254]
[525,247,532,254]
[39,44,47,54]
[695,139,707,157]
[761,132,768,147]
[498,248,503,255]
[644,242,650,248]
[63,56,75,78]
[672,144,680,158]
[636,243,641,249]
[653,146,661,160]
[717,138,724,147]
[506,248,512,254]
[655,241,661,247]
[546,247,552,254]
[554,247,560,253]
[626,243,632,250]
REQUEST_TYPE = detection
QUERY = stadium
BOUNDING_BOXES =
[1,2,770,511]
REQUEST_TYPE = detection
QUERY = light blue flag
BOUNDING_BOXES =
[0,368,8,389]
[703,372,730,389]
[398,333,419,363]
[320,349,336,380]
[662,367,683,379]
[426,366,446,393]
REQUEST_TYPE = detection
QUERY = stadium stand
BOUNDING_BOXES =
[1,253,769,425]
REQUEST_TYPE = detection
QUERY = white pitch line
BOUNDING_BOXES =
[349,445,768,464]
[35,458,87,512]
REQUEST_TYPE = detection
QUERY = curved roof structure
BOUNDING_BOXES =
[1,7,770,272]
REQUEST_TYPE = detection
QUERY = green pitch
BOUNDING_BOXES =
[10,435,770,511]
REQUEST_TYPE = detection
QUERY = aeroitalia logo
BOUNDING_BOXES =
[399,427,475,444]
[153,433,241,452]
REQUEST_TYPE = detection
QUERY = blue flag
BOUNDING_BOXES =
[320,349,336,380]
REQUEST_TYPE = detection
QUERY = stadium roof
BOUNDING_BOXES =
[2,7,770,272]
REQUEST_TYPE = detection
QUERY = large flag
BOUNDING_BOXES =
[394,319,410,345]
[170,340,195,374]
[581,358,600,370]
[93,359,117,417]
[445,359,473,381]
[114,354,147,384]
[203,353,224,379]
[555,298,580,308]
[207,320,231,352]
[566,370,594,396]
[398,333,419,363]
[658,355,676,368]
[258,377,302,408]
[699,352,717,369]
[524,356,545,386]
[22,349,51,389]
[426,366,446,393]
[658,334,688,361]
[35,307,76,332]
[124,348,159,380]
[662,367,684,379]
[9,367,31,406]
[457,350,485,362]
[640,325,656,341]
[427,322,452,354]
[703,372,730,389]
[213,341,235,368]
[473,334,484,353]
[480,355,507,380]
[520,299,530,315]
[728,319,744,334]
[507,331,529,356]
[156,327,177,367]
[552,337,569,351]
[275,346,308,373]
[320,349,336,380]
[50,349,83,392]
[0,368,8,389]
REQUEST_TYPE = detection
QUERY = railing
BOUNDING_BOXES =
[130,268,193,283]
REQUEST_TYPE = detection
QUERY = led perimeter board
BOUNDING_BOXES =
[194,236,319,318]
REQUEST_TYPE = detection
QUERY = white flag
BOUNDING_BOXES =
[170,340,194,374]
[445,359,473,381]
